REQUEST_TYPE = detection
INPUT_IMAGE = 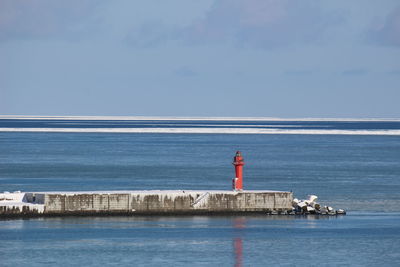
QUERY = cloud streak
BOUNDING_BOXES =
[341,69,368,76]
[127,0,343,49]
[368,6,400,46]
[174,66,197,77]
[180,0,341,47]
[0,0,103,41]
[125,21,172,48]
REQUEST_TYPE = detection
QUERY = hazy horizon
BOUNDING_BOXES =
[1,115,400,121]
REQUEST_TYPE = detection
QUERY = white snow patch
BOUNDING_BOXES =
[0,192,45,213]
[0,192,26,202]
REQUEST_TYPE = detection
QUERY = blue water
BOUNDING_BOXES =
[1,119,400,266]
[2,118,400,130]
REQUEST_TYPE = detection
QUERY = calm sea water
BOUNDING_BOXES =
[1,119,400,266]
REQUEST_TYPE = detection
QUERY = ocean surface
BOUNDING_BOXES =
[1,118,400,266]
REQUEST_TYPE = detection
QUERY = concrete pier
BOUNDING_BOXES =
[0,190,293,217]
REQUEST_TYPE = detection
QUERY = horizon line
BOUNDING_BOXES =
[0,115,400,122]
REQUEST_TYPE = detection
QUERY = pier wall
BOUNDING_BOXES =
[0,190,293,217]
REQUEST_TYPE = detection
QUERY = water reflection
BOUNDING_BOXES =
[232,217,246,267]
[233,237,243,267]
[229,215,341,266]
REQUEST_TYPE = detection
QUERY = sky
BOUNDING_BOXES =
[1,0,399,118]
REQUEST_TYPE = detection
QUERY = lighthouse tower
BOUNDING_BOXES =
[232,151,245,191]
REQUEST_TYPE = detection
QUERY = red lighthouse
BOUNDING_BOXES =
[232,151,244,191]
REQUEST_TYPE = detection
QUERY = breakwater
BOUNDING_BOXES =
[0,190,293,217]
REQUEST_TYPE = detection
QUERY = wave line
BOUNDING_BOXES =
[1,128,400,135]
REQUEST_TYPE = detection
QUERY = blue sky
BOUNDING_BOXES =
[1,0,399,117]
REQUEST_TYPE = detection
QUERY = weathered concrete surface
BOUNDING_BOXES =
[0,190,293,217]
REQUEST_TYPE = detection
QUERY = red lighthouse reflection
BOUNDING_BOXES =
[233,217,246,267]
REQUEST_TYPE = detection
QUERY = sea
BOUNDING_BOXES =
[1,117,399,266]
